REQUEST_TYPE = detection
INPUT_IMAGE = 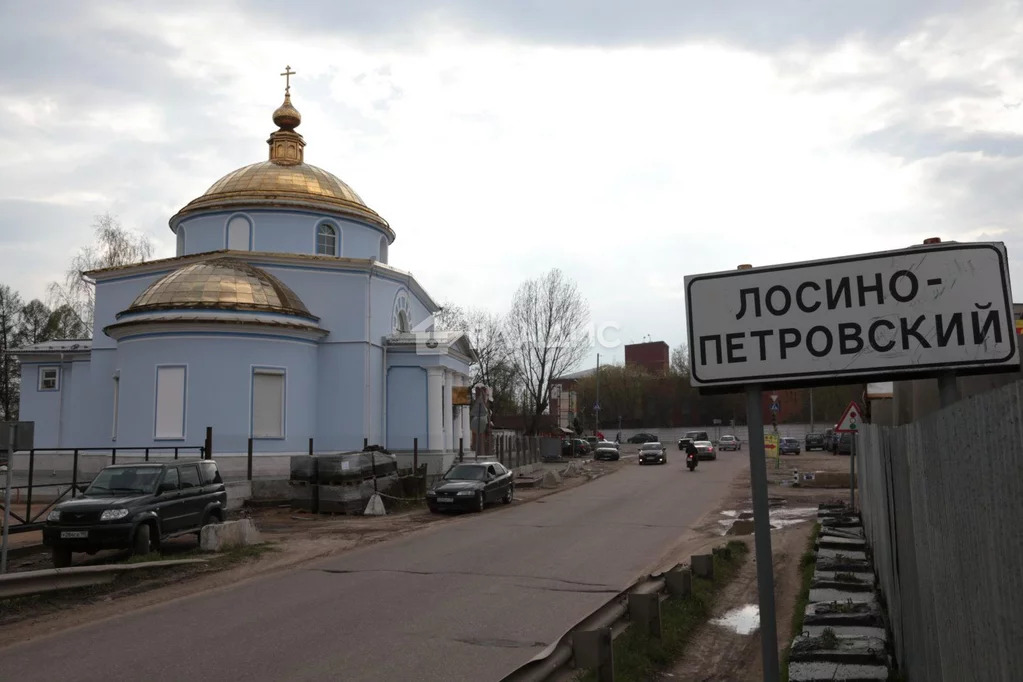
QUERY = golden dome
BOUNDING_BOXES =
[125,258,316,319]
[169,82,391,235]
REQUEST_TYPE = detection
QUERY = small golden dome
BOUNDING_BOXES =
[273,93,301,131]
[126,258,315,319]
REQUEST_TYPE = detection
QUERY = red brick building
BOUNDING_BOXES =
[625,341,669,375]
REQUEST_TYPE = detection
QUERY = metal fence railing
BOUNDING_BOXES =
[858,379,1023,681]
[1,445,206,534]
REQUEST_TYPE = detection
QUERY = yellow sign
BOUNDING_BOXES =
[764,433,779,458]
[1016,318,1023,335]
[452,386,471,406]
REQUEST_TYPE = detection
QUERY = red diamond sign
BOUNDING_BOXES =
[835,401,863,433]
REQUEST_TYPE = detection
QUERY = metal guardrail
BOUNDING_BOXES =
[0,559,209,599]
[500,554,716,682]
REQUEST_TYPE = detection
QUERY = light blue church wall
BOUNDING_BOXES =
[93,274,167,350]
[386,366,427,448]
[113,333,317,454]
[177,210,391,261]
[314,342,370,450]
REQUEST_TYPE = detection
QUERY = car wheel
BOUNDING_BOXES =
[503,485,513,504]
[476,492,485,512]
[132,524,152,557]
[52,546,72,568]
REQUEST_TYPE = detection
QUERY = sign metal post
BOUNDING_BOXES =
[1,423,15,575]
[745,384,780,680]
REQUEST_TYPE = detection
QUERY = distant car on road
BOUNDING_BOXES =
[717,435,742,451]
[43,461,227,568]
[836,433,853,455]
[628,432,658,444]
[593,442,620,461]
[427,461,514,513]
[804,433,825,450]
[678,430,710,450]
[780,437,802,455]
[692,440,716,460]
[638,442,667,465]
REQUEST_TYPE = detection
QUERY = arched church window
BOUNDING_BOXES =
[379,236,388,264]
[176,227,185,256]
[227,215,251,251]
[397,310,410,333]
[317,223,338,256]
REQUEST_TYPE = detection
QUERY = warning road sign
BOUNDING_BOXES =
[835,401,863,433]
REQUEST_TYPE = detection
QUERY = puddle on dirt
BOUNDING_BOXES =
[718,506,818,535]
[712,604,760,635]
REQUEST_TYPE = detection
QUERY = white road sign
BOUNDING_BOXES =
[685,242,1019,387]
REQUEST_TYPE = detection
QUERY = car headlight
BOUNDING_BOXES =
[426,490,437,497]
[456,490,477,496]
[100,508,130,521]
[47,510,61,522]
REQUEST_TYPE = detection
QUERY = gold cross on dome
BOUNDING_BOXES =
[280,65,296,94]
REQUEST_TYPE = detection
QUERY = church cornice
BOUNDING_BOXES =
[85,250,442,313]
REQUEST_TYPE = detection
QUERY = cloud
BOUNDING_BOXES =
[1,1,1021,376]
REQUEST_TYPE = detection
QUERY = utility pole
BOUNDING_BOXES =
[594,353,600,436]
[809,388,815,433]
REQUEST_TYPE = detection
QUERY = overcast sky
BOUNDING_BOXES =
[2,1,1021,368]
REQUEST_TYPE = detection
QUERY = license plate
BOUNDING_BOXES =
[437,497,454,503]
[60,530,88,539]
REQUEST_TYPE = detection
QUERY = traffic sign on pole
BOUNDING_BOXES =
[834,401,862,433]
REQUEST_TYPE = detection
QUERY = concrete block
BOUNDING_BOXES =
[691,554,714,579]
[815,548,867,563]
[200,519,261,552]
[665,567,692,597]
[808,588,877,605]
[788,662,888,681]
[541,469,562,489]
[817,536,867,550]
[629,592,662,638]
[572,627,613,680]
[363,493,386,516]
[802,625,886,640]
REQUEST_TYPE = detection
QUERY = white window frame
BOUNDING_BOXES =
[154,365,187,440]
[251,368,286,439]
[316,222,338,256]
[38,366,60,391]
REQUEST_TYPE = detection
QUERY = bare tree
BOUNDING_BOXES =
[47,213,153,337]
[0,284,24,420]
[19,299,52,345]
[506,268,589,434]
[670,342,690,377]
[436,302,518,414]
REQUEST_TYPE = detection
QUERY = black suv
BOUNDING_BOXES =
[43,461,228,567]
[805,433,826,450]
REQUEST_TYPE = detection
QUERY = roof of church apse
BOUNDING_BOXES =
[169,68,392,238]
[122,257,318,320]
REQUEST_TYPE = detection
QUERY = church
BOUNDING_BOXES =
[14,71,476,463]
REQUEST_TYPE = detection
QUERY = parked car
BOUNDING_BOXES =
[593,442,620,461]
[586,436,599,448]
[804,433,825,451]
[638,442,668,465]
[43,460,227,568]
[628,432,658,444]
[780,437,802,455]
[427,461,514,513]
[678,430,710,450]
[717,434,742,451]
[571,438,592,455]
[837,433,853,455]
[692,440,716,460]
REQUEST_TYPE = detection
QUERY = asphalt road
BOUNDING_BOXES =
[0,449,748,681]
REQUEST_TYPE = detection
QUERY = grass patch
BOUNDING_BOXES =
[781,522,821,682]
[578,540,749,682]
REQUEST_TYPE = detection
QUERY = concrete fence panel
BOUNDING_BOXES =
[858,380,1023,682]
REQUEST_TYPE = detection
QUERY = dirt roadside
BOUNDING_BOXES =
[0,456,626,645]
[656,449,857,682]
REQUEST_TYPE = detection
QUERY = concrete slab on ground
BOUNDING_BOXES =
[808,587,878,604]
[788,662,889,681]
